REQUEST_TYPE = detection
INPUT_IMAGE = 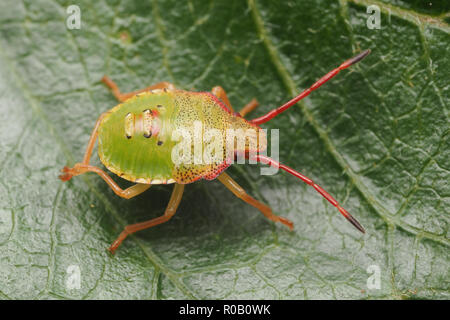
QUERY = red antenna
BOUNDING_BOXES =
[251,155,365,233]
[251,49,371,125]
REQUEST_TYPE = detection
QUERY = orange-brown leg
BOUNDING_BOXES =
[108,184,185,254]
[211,86,259,117]
[101,76,176,102]
[239,98,259,117]
[60,164,151,199]
[217,172,293,230]
[211,86,234,112]
[59,112,151,199]
[81,111,108,165]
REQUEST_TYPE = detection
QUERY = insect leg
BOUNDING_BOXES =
[101,76,176,102]
[108,184,185,254]
[211,86,234,112]
[250,154,365,233]
[239,98,259,117]
[59,111,110,178]
[60,164,151,199]
[58,111,107,178]
[217,172,293,230]
[211,86,259,117]
[81,111,109,165]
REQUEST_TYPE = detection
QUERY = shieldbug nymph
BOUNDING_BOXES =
[59,49,370,254]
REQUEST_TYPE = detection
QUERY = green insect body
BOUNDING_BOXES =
[99,89,264,185]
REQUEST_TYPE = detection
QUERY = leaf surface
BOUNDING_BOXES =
[0,0,448,299]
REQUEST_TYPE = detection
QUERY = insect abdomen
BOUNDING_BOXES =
[97,91,177,184]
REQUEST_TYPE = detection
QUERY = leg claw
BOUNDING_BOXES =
[59,164,85,182]
[59,166,73,182]
[107,246,117,255]
[279,217,294,231]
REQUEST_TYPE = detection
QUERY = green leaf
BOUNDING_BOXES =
[0,0,448,299]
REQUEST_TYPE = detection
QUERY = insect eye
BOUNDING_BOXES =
[124,112,135,139]
[142,109,153,138]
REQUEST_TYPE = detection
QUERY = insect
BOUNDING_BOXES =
[59,49,370,254]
